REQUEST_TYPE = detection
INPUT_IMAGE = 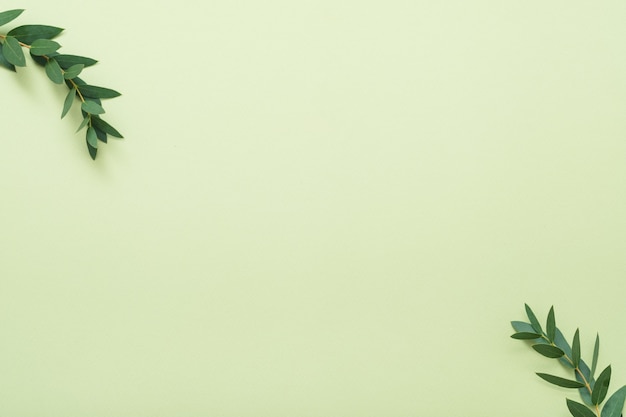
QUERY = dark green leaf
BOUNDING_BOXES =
[63,63,83,79]
[601,385,626,417]
[76,115,90,132]
[592,334,600,380]
[91,116,123,138]
[81,100,105,115]
[536,373,585,388]
[30,39,61,56]
[7,24,64,44]
[572,329,581,368]
[532,344,564,358]
[87,138,97,160]
[94,127,107,143]
[86,126,98,148]
[61,87,75,119]
[592,366,612,405]
[525,304,543,334]
[511,332,542,340]
[2,36,25,67]
[0,9,24,27]
[80,99,101,119]
[0,43,16,71]
[54,54,97,69]
[567,399,598,417]
[78,84,121,99]
[45,58,64,84]
[546,306,556,343]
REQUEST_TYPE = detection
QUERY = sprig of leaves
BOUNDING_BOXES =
[0,9,123,160]
[511,304,626,417]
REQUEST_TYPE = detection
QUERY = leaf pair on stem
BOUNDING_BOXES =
[0,8,123,160]
[511,304,626,417]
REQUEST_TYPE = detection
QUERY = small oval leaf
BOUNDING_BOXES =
[81,100,106,115]
[30,39,61,56]
[532,344,565,358]
[63,63,83,79]
[45,58,64,84]
[2,36,25,67]
[0,43,16,71]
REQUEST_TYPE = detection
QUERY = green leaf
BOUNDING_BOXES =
[86,127,98,160]
[592,366,612,405]
[572,328,581,368]
[54,54,97,69]
[546,306,556,343]
[45,58,64,84]
[592,334,600,380]
[76,115,90,132]
[91,116,123,138]
[511,321,536,333]
[78,84,121,99]
[525,304,543,334]
[81,100,106,115]
[532,344,565,358]
[536,373,585,388]
[87,138,97,160]
[601,385,626,417]
[567,399,598,417]
[2,36,25,67]
[63,64,83,79]
[29,39,61,56]
[61,88,76,119]
[0,43,16,71]
[0,9,24,27]
[7,24,64,44]
[94,127,107,143]
[87,126,98,148]
[510,332,542,340]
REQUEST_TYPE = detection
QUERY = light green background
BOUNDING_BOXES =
[1,1,626,416]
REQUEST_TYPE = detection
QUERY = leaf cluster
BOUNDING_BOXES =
[511,304,626,417]
[0,9,123,159]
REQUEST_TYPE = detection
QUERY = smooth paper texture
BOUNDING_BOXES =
[1,1,626,416]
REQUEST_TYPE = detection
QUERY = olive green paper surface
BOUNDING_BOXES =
[1,1,626,416]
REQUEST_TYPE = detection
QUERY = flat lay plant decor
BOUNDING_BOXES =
[0,8,123,160]
[511,304,626,417]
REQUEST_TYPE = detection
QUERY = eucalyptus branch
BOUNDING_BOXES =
[0,9,123,160]
[511,304,626,417]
